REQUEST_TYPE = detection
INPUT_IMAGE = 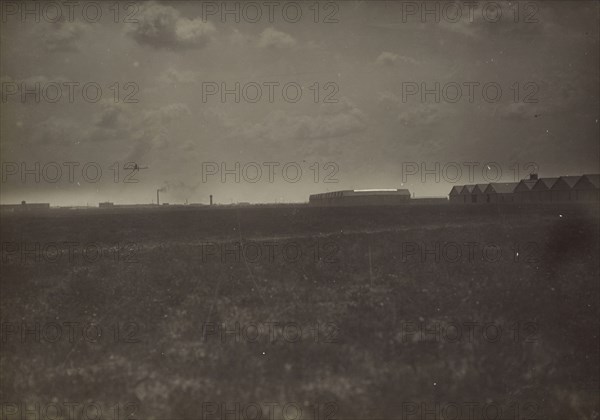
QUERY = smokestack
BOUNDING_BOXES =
[210,195,213,206]
[157,189,160,205]
[530,173,538,180]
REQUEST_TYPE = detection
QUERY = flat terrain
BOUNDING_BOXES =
[1,203,599,419]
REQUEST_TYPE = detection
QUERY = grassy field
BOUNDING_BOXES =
[1,203,599,419]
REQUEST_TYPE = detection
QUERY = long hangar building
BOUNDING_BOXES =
[309,189,411,206]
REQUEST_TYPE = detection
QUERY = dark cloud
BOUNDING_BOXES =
[128,1,216,49]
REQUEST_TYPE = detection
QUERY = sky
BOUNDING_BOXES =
[1,0,598,205]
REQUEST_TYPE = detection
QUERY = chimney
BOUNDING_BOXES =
[529,173,538,180]
[157,189,160,205]
[210,195,213,206]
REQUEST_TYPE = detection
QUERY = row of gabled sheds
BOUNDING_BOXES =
[449,174,600,203]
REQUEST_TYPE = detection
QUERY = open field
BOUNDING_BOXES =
[1,203,599,419]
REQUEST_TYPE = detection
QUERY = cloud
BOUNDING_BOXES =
[22,101,192,164]
[376,91,446,127]
[376,51,419,66]
[142,103,191,125]
[376,91,401,108]
[229,28,253,46]
[128,2,215,49]
[257,28,297,49]
[397,104,442,127]
[126,103,192,158]
[94,105,124,130]
[33,117,83,148]
[41,20,87,52]
[230,99,367,144]
[158,68,200,84]
[376,52,398,66]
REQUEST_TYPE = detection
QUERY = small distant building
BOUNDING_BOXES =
[514,174,539,202]
[451,184,488,204]
[449,186,463,202]
[472,184,489,203]
[1,201,50,212]
[309,189,410,206]
[459,185,476,203]
[514,180,537,202]
[530,177,557,202]
[551,176,581,202]
[22,201,50,210]
[0,205,16,213]
[99,202,114,208]
[484,182,519,203]
[573,174,600,202]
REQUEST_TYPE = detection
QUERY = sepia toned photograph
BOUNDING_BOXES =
[1,1,599,419]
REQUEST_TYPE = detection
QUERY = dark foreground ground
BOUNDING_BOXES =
[1,203,599,420]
